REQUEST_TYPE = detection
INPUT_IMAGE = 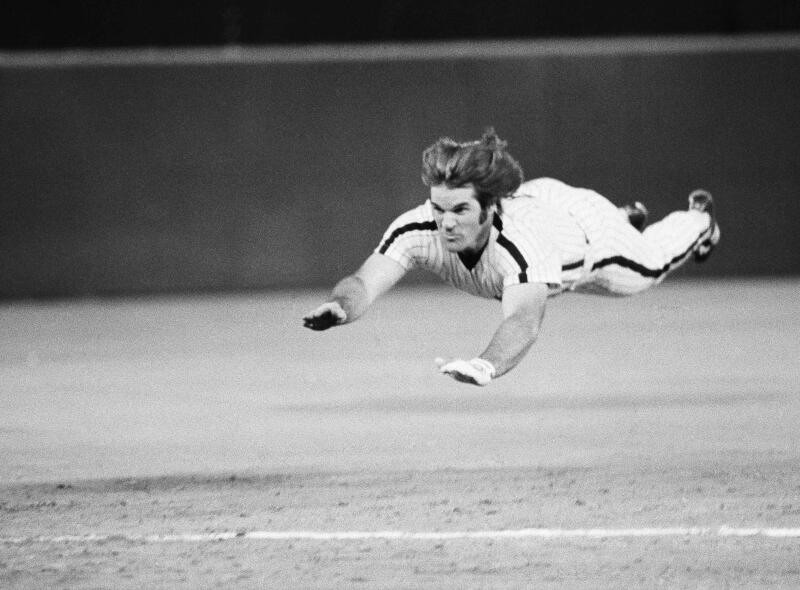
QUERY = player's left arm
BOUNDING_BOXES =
[436,282,548,385]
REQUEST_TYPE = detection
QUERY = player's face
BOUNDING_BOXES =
[430,185,493,253]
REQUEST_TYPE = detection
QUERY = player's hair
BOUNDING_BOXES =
[421,128,524,210]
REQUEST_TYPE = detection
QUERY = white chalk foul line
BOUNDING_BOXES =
[3,527,800,544]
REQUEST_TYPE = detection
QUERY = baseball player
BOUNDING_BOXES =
[303,130,720,386]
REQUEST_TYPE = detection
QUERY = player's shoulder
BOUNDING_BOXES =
[377,201,438,256]
[492,208,552,249]
[490,210,562,286]
[494,201,563,263]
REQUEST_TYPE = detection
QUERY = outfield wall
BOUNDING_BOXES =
[2,35,799,298]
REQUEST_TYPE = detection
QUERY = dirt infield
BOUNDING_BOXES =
[2,279,799,588]
[3,464,800,589]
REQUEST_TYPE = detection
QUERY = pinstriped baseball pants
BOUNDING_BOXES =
[571,196,714,296]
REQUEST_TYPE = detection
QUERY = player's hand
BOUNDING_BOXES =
[303,302,347,331]
[435,357,496,386]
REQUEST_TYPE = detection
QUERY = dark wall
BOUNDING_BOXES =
[3,0,800,48]
[2,38,799,298]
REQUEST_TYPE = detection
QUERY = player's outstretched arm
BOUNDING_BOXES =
[437,282,548,385]
[303,253,407,330]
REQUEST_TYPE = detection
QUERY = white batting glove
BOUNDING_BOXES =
[303,301,347,331]
[435,357,496,386]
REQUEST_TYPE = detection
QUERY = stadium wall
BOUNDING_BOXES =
[2,35,799,298]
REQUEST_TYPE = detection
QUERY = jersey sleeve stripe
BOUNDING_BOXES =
[493,214,530,280]
[378,221,438,254]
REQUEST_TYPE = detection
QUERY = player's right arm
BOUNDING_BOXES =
[302,253,407,330]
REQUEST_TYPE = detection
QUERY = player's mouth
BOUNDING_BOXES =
[441,233,465,251]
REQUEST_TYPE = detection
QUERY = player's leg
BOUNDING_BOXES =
[577,190,718,296]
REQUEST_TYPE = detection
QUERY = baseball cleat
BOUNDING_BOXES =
[621,201,649,232]
[688,189,720,262]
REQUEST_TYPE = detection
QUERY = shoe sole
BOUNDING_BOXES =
[688,189,719,262]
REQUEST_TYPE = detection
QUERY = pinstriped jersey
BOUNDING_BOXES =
[514,177,622,244]
[375,178,590,300]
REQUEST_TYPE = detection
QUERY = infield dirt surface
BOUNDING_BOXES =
[2,279,799,588]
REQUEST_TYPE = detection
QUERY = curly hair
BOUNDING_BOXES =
[420,128,524,210]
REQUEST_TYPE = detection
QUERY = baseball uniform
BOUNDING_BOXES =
[376,177,715,298]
